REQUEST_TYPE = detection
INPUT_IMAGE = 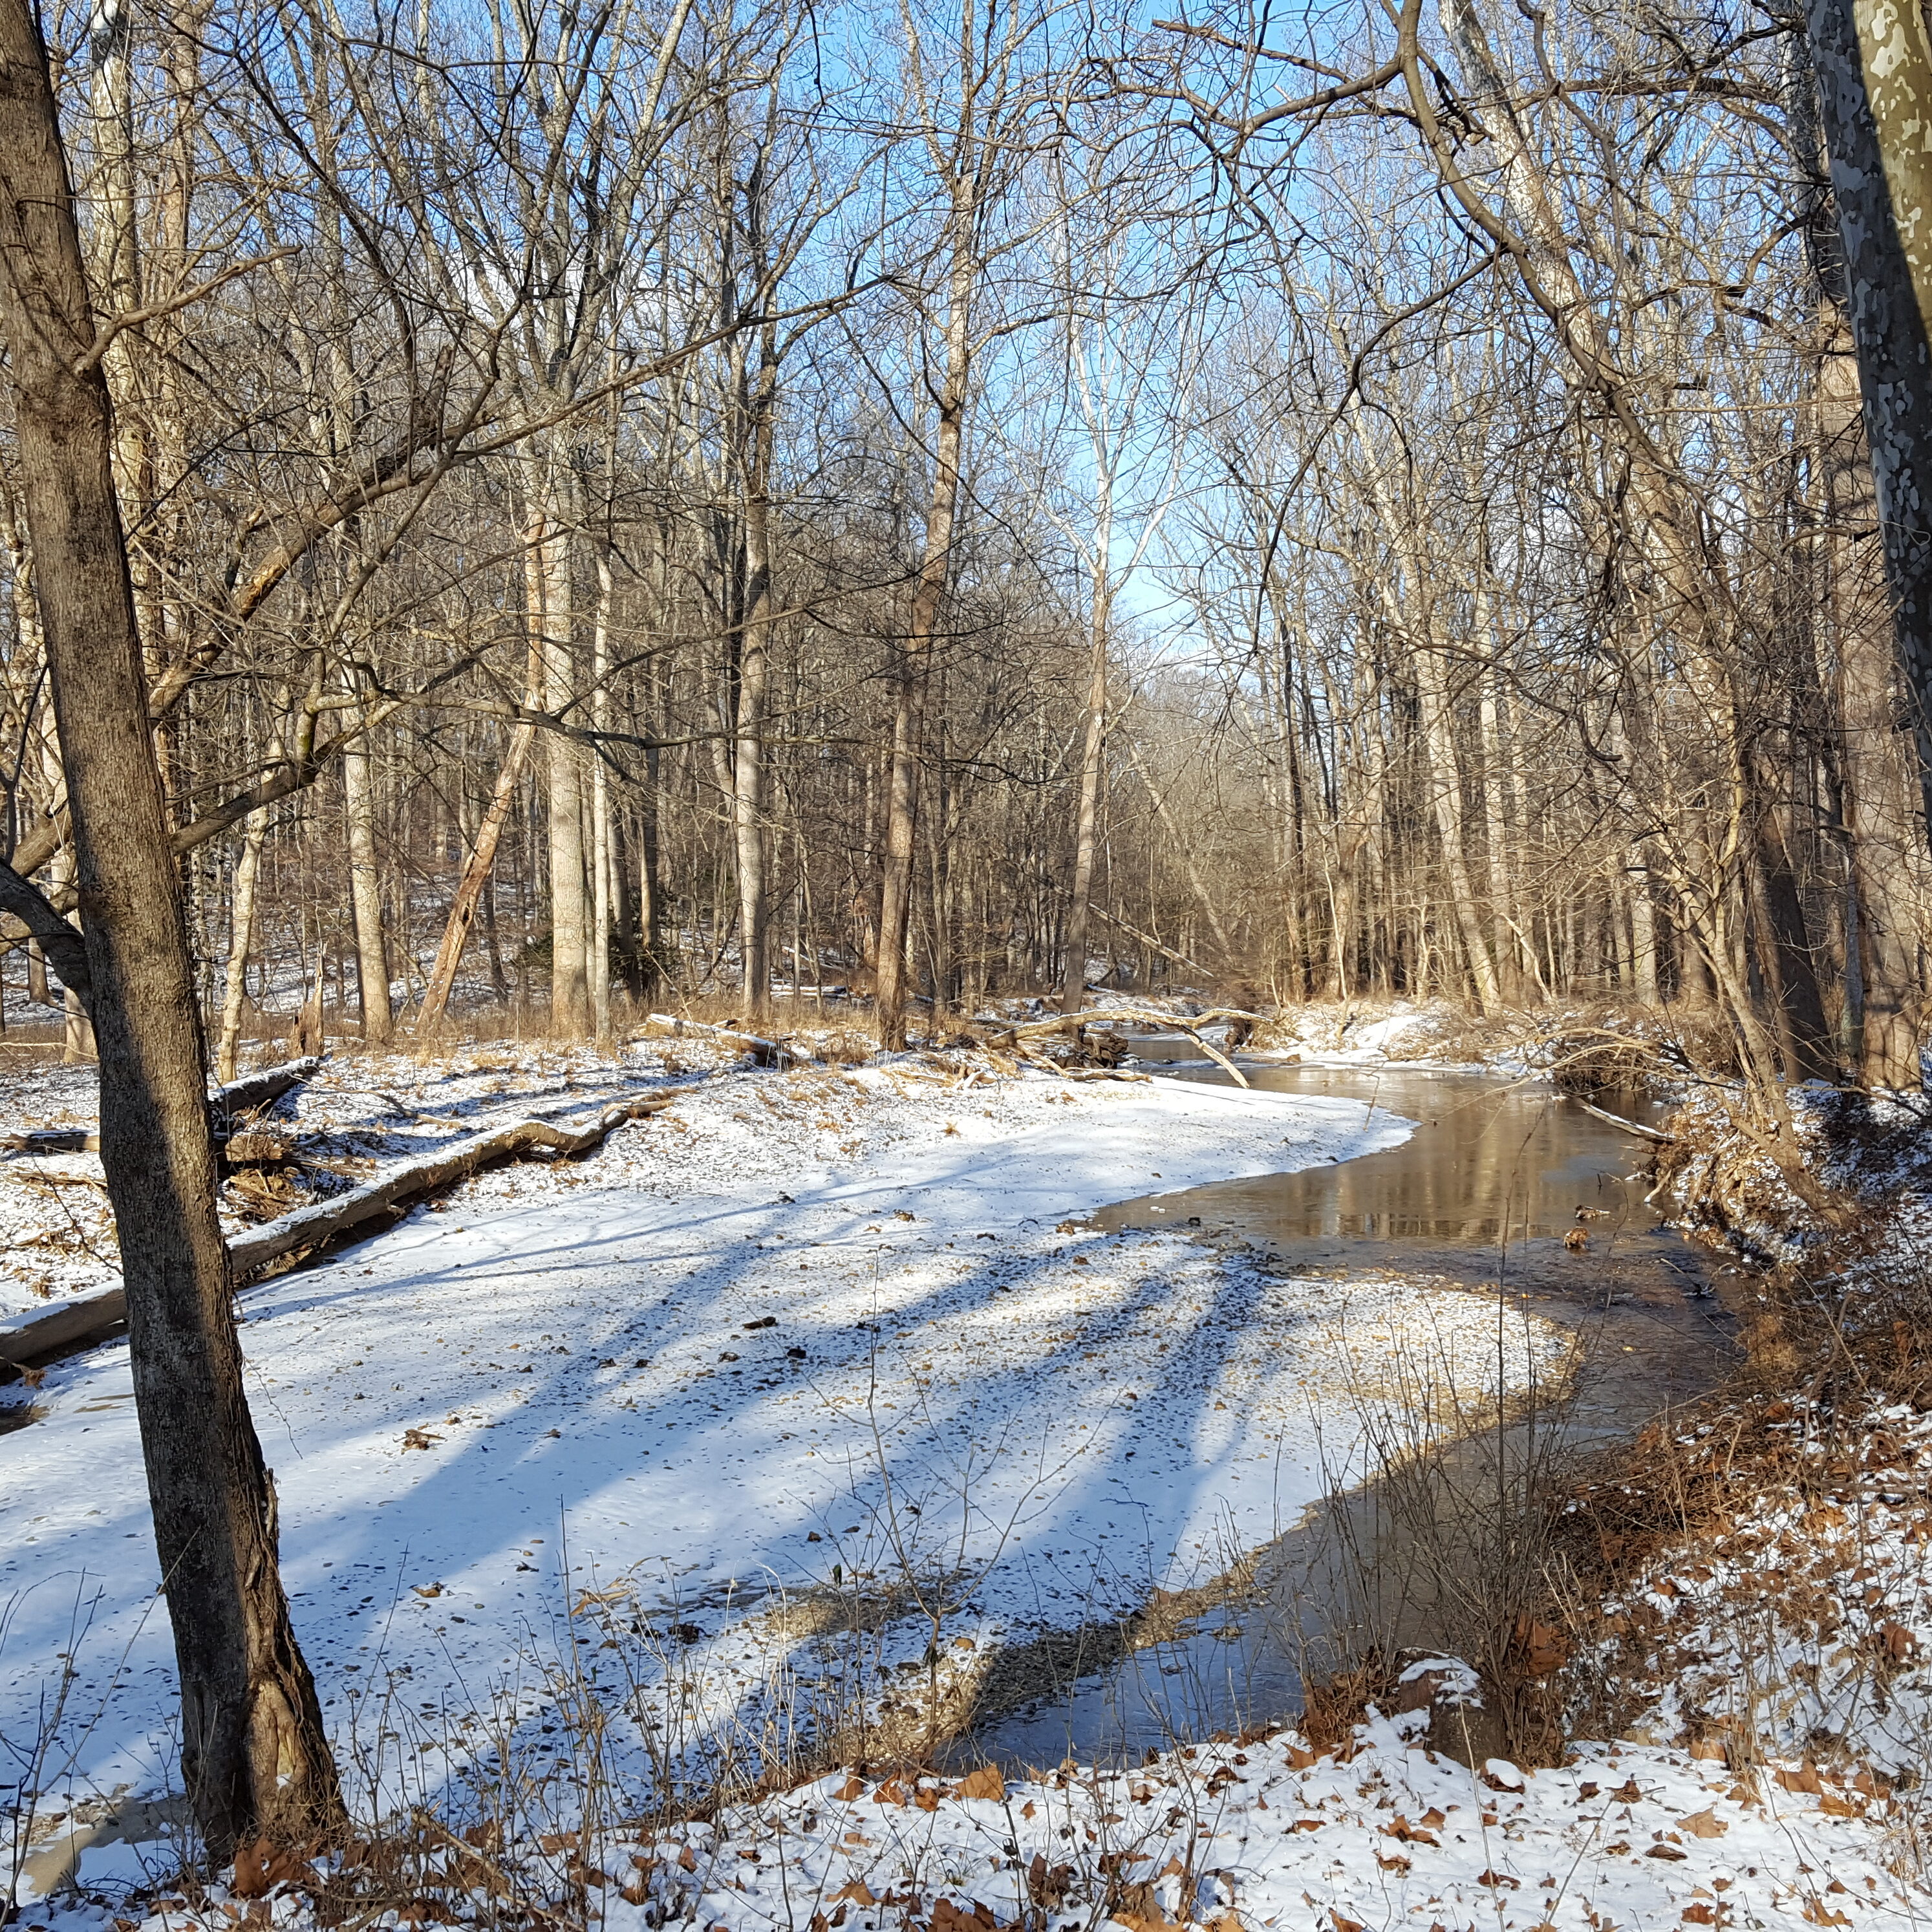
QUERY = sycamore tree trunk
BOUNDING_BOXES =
[0,0,339,1857]
[590,549,614,1040]
[216,797,270,1084]
[530,478,588,1031]
[877,228,972,1051]
[1059,581,1111,1014]
[1823,322,1926,1084]
[342,699,391,1042]
[733,329,779,1022]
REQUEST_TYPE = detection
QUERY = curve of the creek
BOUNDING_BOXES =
[958,1042,1740,1770]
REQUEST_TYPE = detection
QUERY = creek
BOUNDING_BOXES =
[961,1051,1737,1767]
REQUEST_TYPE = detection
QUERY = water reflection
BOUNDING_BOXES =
[1103,1056,1664,1251]
[957,1055,1735,1770]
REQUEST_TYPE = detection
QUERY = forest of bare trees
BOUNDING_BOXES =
[10,0,1932,1861]
[6,0,1931,1085]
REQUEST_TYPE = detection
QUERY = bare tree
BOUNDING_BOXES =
[0,0,339,1856]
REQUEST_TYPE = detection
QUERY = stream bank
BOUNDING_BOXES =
[9,1041,1926,1932]
[960,1053,1742,1769]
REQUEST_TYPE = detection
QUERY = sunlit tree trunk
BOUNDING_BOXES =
[530,478,588,1029]
[733,329,778,1021]
[342,695,391,1041]
[1807,0,1932,858]
[1060,578,1111,1013]
[217,802,269,1084]
[420,628,545,1035]
[216,711,292,1082]
[879,221,972,1049]
[590,547,614,1040]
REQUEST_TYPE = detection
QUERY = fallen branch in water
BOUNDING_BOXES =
[972,1005,1263,1088]
[1572,1098,1674,1144]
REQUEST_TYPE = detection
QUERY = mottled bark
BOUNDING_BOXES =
[530,486,588,1029]
[733,332,778,1022]
[342,711,391,1042]
[1059,583,1111,1014]
[878,219,972,1051]
[591,549,614,1040]
[215,795,269,1084]
[1818,308,1926,1083]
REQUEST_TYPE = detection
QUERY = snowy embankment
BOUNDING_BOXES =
[8,1046,1928,1928]
[511,1719,1915,1932]
[4,1052,1562,1865]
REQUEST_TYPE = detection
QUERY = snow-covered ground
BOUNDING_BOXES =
[17,1699,1918,1932]
[1611,1406,1932,1761]
[4,1053,1569,1865]
[8,1044,1929,1928]
[471,1715,1922,1932]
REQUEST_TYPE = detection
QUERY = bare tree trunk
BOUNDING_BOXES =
[1348,402,1500,1012]
[1475,619,1520,1002]
[1414,645,1501,1012]
[1128,738,1234,963]
[217,795,271,1083]
[420,718,538,1035]
[47,842,93,1058]
[1060,581,1111,1014]
[1812,316,1928,1082]
[342,697,391,1042]
[531,479,588,1029]
[733,370,775,1021]
[81,0,157,694]
[1807,0,1932,857]
[0,0,339,1854]
[421,559,550,1035]
[590,549,614,1040]
[878,232,972,1050]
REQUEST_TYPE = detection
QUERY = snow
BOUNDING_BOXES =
[6,1046,1925,1926]
[554,1723,1917,1932]
[1585,1400,1932,1787]
[17,1718,1920,1932]
[6,1057,1534,1832]
[583,1721,1923,1932]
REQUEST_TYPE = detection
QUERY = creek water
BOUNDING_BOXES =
[958,1052,1739,1769]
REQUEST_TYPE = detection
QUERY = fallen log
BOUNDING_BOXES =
[1572,1098,1674,1144]
[0,1093,673,1368]
[974,1004,1263,1089]
[225,1095,674,1276]
[634,1012,796,1068]
[1,1127,97,1155]
[3,1054,325,1157]
[215,1055,326,1120]
[0,1288,128,1363]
